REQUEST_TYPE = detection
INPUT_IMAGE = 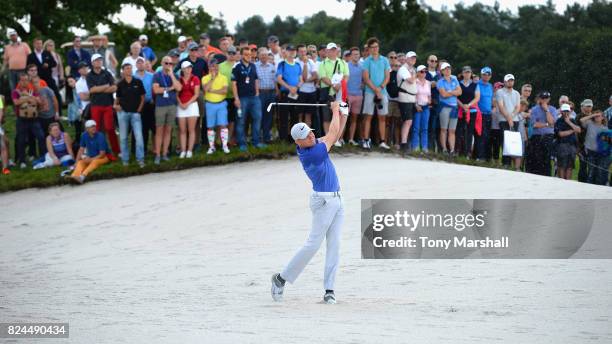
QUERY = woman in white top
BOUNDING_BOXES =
[396,51,418,152]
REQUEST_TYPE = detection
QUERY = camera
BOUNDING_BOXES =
[374,96,383,110]
[339,102,349,116]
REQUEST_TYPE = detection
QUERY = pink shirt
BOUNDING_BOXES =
[416,78,431,106]
[3,42,31,70]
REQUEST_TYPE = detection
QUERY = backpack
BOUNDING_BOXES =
[386,70,400,98]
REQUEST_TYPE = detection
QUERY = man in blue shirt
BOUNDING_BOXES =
[436,62,462,155]
[70,119,109,184]
[276,45,303,142]
[361,37,391,149]
[476,66,494,160]
[347,47,363,145]
[133,57,155,153]
[138,34,157,66]
[526,91,556,176]
[271,102,346,305]
[232,47,263,151]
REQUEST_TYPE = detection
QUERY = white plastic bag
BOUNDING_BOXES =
[503,130,523,157]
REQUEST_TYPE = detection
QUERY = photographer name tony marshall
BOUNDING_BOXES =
[373,236,510,249]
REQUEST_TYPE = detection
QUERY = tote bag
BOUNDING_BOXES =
[503,129,523,157]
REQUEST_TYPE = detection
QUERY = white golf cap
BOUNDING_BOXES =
[177,35,187,43]
[440,62,451,70]
[180,60,192,69]
[121,58,132,68]
[416,65,427,72]
[91,53,103,62]
[136,56,146,63]
[326,42,338,50]
[7,29,17,37]
[139,34,148,41]
[406,51,417,58]
[504,74,515,82]
[560,103,571,112]
[291,122,314,140]
[85,119,97,128]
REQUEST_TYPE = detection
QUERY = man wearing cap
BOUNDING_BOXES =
[139,34,157,66]
[396,50,418,152]
[177,42,209,147]
[271,102,347,305]
[71,119,110,184]
[3,29,31,92]
[318,42,349,139]
[361,37,391,150]
[526,91,556,176]
[554,103,581,179]
[133,57,155,153]
[496,73,521,168]
[87,53,119,155]
[232,47,263,151]
[475,67,493,160]
[177,36,188,60]
[437,62,462,155]
[199,33,222,56]
[152,55,182,164]
[576,98,595,182]
[255,48,277,144]
[276,45,304,142]
[267,35,282,66]
[456,65,480,158]
[115,60,146,167]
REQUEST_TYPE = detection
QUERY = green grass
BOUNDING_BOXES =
[0,105,585,193]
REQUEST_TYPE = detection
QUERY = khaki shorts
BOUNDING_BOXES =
[388,100,401,118]
[155,105,177,127]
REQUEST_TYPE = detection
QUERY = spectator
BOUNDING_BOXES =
[71,120,109,184]
[555,103,581,180]
[317,44,326,62]
[199,33,222,56]
[115,60,146,167]
[12,73,46,168]
[580,109,609,185]
[152,56,182,164]
[307,45,317,58]
[361,38,391,150]
[177,35,188,60]
[318,43,349,142]
[386,54,402,148]
[233,47,264,151]
[255,48,277,144]
[490,81,504,161]
[526,91,556,176]
[27,38,59,109]
[0,96,11,175]
[396,52,406,66]
[267,35,282,65]
[178,42,209,147]
[347,47,364,146]
[437,62,462,155]
[32,75,60,135]
[139,34,157,66]
[87,53,119,156]
[123,41,143,71]
[496,74,521,169]
[296,44,318,128]
[575,98,595,184]
[276,45,303,142]
[413,65,431,152]
[425,55,441,153]
[219,46,240,145]
[43,39,65,105]
[177,61,201,158]
[519,83,532,150]
[557,95,577,119]
[74,62,90,141]
[604,95,612,128]
[396,51,417,152]
[202,58,230,154]
[3,29,31,92]
[133,57,155,153]
[456,66,480,158]
[476,67,493,161]
[66,36,91,79]
[36,122,75,168]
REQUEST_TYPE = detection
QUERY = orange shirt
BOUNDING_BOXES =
[205,45,223,55]
[3,42,31,70]
[26,80,48,91]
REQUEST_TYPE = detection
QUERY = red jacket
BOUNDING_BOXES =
[458,104,482,136]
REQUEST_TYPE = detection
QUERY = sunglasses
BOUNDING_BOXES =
[228,52,237,55]
[419,70,426,73]
[389,56,397,59]
[429,60,438,62]
[163,62,174,65]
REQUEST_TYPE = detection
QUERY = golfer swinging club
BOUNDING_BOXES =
[271,101,348,304]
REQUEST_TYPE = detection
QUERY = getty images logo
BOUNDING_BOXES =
[371,210,488,232]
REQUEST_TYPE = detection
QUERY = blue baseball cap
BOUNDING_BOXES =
[481,67,492,75]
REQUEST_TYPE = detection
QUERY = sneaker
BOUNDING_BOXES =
[349,139,358,146]
[334,140,343,147]
[154,156,161,165]
[362,139,371,150]
[207,147,216,155]
[186,151,193,158]
[78,175,86,184]
[323,291,336,304]
[270,273,285,302]
[33,162,45,170]
[138,161,145,168]
[8,159,15,167]
[19,162,27,169]
[162,155,170,162]
[179,151,186,159]
[2,168,10,175]
[222,145,230,154]
[379,142,391,150]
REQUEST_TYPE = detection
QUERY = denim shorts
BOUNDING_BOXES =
[205,100,228,128]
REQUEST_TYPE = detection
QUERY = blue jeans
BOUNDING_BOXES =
[237,96,262,147]
[411,105,430,150]
[118,111,144,162]
[259,90,276,143]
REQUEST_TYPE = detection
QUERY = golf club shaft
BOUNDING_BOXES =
[267,102,328,113]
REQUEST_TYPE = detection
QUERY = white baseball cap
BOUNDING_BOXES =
[91,53,103,62]
[7,29,17,38]
[326,42,338,50]
[406,51,417,58]
[177,35,187,43]
[440,62,451,70]
[180,60,192,69]
[560,103,571,112]
[504,74,515,82]
[291,122,314,140]
[139,34,148,41]
[416,65,427,72]
[85,120,97,128]
[121,58,133,68]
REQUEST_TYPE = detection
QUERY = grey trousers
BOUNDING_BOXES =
[282,192,344,290]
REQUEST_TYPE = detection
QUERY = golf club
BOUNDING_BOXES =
[266,102,329,113]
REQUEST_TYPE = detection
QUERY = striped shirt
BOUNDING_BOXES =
[255,61,277,90]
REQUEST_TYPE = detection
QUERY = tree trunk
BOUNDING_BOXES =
[348,0,368,47]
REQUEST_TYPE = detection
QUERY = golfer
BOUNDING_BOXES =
[271,101,347,304]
